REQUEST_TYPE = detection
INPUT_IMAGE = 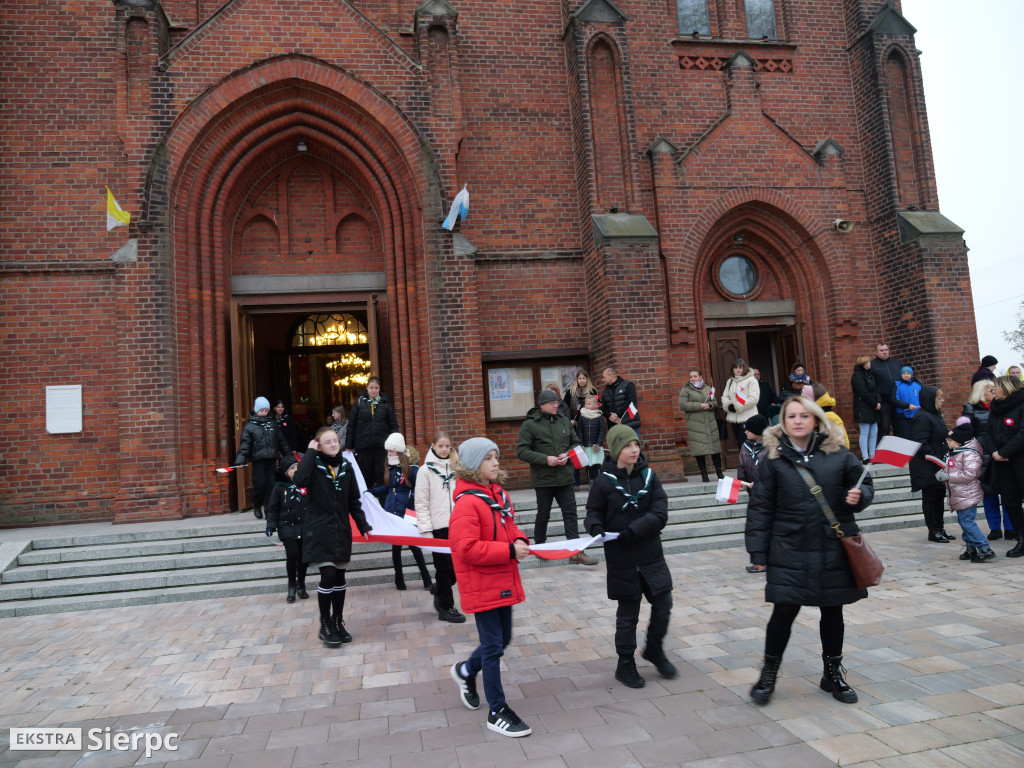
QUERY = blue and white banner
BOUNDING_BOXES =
[442,185,469,231]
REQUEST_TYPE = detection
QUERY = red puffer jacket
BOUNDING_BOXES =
[449,477,528,614]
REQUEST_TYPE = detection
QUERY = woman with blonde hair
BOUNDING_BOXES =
[963,379,1012,540]
[746,396,874,706]
[990,375,1024,557]
[851,355,881,463]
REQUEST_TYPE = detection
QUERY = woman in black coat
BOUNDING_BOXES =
[344,376,399,488]
[908,386,954,542]
[991,375,1024,556]
[745,396,874,706]
[850,356,881,462]
[585,425,675,688]
[293,427,372,647]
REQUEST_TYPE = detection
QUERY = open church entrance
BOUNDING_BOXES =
[229,298,380,511]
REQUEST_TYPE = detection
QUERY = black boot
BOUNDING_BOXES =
[641,646,678,679]
[959,546,976,561]
[749,654,782,705]
[395,571,407,590]
[614,656,645,689]
[1007,532,1024,558]
[939,529,956,541]
[253,505,264,519]
[820,655,858,703]
[334,615,353,644]
[319,616,342,647]
[296,583,309,599]
[927,530,950,543]
[988,529,1002,541]
[696,457,710,483]
[287,582,297,603]
[971,546,996,563]
[711,454,725,480]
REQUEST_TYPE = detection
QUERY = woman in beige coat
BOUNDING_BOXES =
[679,368,725,482]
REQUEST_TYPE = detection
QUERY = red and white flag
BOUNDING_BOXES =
[215,464,246,474]
[871,436,921,468]
[568,444,589,468]
[735,384,747,406]
[925,454,947,469]
[716,476,743,504]
[625,402,638,419]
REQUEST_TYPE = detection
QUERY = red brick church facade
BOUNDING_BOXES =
[1,0,976,525]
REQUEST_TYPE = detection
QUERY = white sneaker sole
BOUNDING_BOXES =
[486,721,532,738]
[450,663,480,710]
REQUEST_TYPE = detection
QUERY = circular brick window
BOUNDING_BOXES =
[718,255,758,297]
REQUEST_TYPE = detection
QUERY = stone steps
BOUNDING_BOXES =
[0,467,932,617]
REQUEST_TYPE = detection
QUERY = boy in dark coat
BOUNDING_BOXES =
[265,456,310,602]
[293,427,372,647]
[585,425,675,689]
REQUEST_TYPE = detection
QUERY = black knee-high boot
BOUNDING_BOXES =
[411,547,432,589]
[332,572,352,643]
[391,545,406,590]
[695,455,710,483]
[711,453,725,480]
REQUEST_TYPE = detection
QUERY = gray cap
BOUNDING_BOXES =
[458,438,499,473]
[538,389,559,405]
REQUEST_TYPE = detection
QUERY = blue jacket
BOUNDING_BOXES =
[373,464,418,516]
[895,379,922,419]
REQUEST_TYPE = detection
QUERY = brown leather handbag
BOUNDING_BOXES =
[794,465,884,589]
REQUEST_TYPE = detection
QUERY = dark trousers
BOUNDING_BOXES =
[879,402,896,438]
[614,573,672,657]
[765,603,845,658]
[391,543,430,584]
[921,485,947,531]
[996,459,1024,532]
[694,454,723,478]
[730,422,746,450]
[532,484,579,544]
[431,527,457,610]
[982,493,1014,532]
[355,447,387,488]
[281,537,308,586]
[466,605,513,713]
[894,416,913,440]
[251,459,276,510]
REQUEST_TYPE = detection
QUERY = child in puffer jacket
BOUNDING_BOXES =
[265,455,309,603]
[576,394,607,484]
[938,420,994,563]
[372,433,432,591]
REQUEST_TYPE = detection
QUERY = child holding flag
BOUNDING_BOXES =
[449,438,533,738]
[937,421,995,562]
[576,394,607,484]
[585,425,676,689]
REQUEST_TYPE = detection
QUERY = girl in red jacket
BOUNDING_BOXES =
[448,437,533,738]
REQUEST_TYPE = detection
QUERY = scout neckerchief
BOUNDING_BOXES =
[456,486,513,520]
[365,394,381,417]
[426,461,454,491]
[315,455,347,491]
[602,466,653,513]
[287,484,307,503]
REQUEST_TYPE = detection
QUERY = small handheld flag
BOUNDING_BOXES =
[925,455,948,469]
[568,445,589,469]
[715,476,743,504]
[106,186,131,231]
[442,185,469,230]
[625,402,638,420]
[871,436,921,468]
[215,464,247,474]
[735,384,747,406]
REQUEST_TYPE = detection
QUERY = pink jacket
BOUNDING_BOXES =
[945,438,984,512]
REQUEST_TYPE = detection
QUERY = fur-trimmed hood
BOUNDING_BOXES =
[761,422,843,460]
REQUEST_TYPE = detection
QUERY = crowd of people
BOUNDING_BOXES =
[231,349,1024,734]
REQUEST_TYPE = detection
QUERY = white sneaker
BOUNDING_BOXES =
[487,704,532,737]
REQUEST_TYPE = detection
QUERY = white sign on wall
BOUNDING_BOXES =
[46,386,83,434]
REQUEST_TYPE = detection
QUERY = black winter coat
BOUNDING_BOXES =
[962,401,995,454]
[851,365,881,424]
[602,377,640,429]
[275,414,299,453]
[756,380,778,418]
[265,473,308,540]
[909,387,948,492]
[576,413,607,448]
[584,457,671,600]
[745,426,874,606]
[292,450,370,564]
[870,355,904,403]
[345,391,399,451]
[990,388,1024,460]
[235,413,290,464]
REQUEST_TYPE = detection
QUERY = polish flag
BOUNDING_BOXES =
[925,454,947,469]
[736,384,747,406]
[529,533,618,560]
[568,445,589,468]
[625,402,639,419]
[716,476,743,504]
[871,436,921,468]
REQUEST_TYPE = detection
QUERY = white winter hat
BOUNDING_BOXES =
[384,433,407,453]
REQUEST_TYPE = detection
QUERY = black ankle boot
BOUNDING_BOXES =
[971,546,996,563]
[287,583,297,603]
[820,655,858,703]
[700,469,710,483]
[939,529,956,541]
[928,530,950,543]
[959,546,976,561]
[1007,532,1024,558]
[395,572,407,590]
[421,571,433,591]
[615,656,645,689]
[296,583,309,599]
[641,646,678,679]
[750,654,782,705]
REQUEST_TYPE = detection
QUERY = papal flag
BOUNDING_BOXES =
[106,186,131,231]
[441,184,469,231]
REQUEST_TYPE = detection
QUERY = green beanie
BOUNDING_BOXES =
[607,424,640,462]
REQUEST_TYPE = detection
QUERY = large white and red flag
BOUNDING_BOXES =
[568,445,589,469]
[871,436,921,468]
[716,476,743,504]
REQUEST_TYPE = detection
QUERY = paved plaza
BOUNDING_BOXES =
[2,526,1024,767]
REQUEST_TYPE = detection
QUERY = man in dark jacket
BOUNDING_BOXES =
[585,425,675,688]
[516,390,596,565]
[753,369,778,420]
[870,343,904,439]
[601,367,641,431]
[971,355,998,386]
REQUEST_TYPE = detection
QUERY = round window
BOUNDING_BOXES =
[719,255,757,296]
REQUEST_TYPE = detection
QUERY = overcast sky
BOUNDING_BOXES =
[901,0,1024,373]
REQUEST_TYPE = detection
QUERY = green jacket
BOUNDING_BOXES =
[516,407,581,487]
[678,382,721,458]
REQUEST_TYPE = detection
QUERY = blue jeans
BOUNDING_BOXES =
[982,494,1013,532]
[956,506,986,548]
[858,422,878,459]
[466,605,513,713]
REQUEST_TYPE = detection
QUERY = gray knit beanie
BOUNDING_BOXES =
[458,438,499,473]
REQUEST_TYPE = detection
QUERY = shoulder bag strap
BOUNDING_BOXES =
[793,464,845,539]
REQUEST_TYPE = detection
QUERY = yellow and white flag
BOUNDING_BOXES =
[106,186,131,231]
